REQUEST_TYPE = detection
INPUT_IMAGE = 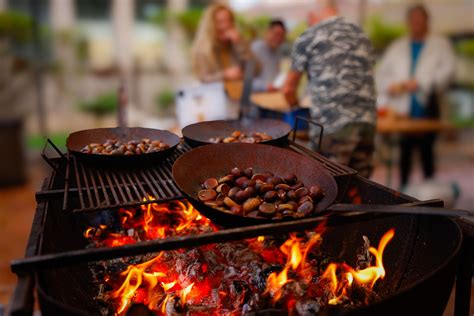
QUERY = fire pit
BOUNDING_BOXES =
[9,140,469,316]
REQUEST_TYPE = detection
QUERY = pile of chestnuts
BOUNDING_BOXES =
[80,138,170,155]
[197,167,325,219]
[208,130,273,144]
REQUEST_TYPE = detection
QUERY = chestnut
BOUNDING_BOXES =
[230,167,243,177]
[251,174,266,182]
[287,190,298,201]
[267,177,283,186]
[297,201,314,216]
[216,183,230,194]
[198,189,217,202]
[228,187,240,199]
[243,167,253,178]
[235,176,250,188]
[309,185,325,201]
[224,197,238,208]
[290,182,304,190]
[219,174,234,184]
[203,178,219,190]
[243,198,261,213]
[230,205,243,215]
[283,173,297,184]
[295,187,309,199]
[234,190,250,204]
[244,187,257,197]
[275,184,290,191]
[263,190,278,202]
[258,183,274,194]
[258,203,276,218]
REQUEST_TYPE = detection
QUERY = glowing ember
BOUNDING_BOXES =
[86,198,395,315]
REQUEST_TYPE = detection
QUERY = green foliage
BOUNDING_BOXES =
[288,22,307,42]
[175,8,203,38]
[455,39,474,58]
[27,132,69,150]
[0,10,32,43]
[237,15,271,41]
[77,93,118,117]
[365,16,406,53]
[148,8,168,26]
[156,89,175,108]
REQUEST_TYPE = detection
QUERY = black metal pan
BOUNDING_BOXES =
[66,127,180,168]
[172,143,338,227]
[181,118,292,148]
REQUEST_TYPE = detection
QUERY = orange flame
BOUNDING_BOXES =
[322,229,395,305]
[257,236,265,242]
[161,281,177,291]
[180,282,195,306]
[264,232,322,302]
[110,254,164,314]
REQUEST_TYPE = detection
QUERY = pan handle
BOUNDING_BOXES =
[41,138,66,173]
[292,116,324,152]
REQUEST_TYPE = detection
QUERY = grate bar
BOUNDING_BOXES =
[95,169,111,208]
[80,163,94,209]
[111,172,128,205]
[88,168,101,208]
[104,171,120,206]
[72,156,85,210]
[139,170,160,200]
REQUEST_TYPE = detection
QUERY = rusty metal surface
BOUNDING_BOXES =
[66,127,180,168]
[182,118,291,147]
[172,143,338,227]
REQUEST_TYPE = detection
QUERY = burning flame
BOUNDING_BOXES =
[180,283,195,306]
[84,198,214,247]
[322,228,395,305]
[264,232,322,302]
[264,228,395,306]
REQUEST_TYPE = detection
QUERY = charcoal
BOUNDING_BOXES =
[296,299,320,315]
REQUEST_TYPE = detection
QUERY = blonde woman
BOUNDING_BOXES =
[191,3,255,83]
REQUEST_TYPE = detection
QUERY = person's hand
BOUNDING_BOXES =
[403,79,419,92]
[266,84,278,92]
[282,85,298,106]
[224,28,241,44]
[388,83,404,96]
[223,66,242,81]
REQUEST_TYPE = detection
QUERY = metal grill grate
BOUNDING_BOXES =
[65,143,191,213]
[61,141,355,213]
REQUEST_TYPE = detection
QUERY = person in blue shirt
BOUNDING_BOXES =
[376,4,455,187]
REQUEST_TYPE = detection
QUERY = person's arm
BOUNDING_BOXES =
[283,30,311,105]
[417,37,456,93]
[282,70,302,106]
[376,39,405,96]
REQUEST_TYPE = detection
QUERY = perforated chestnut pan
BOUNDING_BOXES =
[66,127,180,168]
[181,118,292,148]
[172,143,338,227]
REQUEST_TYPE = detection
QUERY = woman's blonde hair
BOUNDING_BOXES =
[190,3,235,77]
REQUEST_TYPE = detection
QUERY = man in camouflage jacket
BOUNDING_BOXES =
[283,2,377,178]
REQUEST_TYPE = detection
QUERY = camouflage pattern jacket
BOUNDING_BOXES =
[291,16,377,133]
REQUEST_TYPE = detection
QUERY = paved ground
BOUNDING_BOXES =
[0,131,472,313]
